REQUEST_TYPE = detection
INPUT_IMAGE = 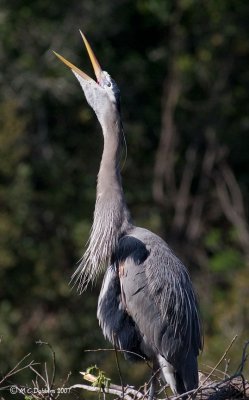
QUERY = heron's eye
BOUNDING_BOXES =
[104,78,112,88]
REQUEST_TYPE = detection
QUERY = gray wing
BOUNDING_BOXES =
[117,231,202,370]
[97,264,145,361]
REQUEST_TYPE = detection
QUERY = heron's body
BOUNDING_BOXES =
[98,226,201,394]
[54,33,202,398]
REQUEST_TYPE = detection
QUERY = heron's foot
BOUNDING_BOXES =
[148,382,155,400]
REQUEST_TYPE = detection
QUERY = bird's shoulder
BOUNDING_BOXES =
[116,228,150,266]
[117,226,185,272]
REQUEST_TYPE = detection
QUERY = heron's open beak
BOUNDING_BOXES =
[53,31,103,83]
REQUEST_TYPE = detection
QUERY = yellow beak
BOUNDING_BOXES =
[53,31,103,83]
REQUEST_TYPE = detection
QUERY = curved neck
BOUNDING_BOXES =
[97,116,123,193]
[79,110,132,288]
[96,112,131,232]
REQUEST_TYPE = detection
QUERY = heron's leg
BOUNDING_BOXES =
[148,361,159,400]
[148,379,156,400]
[157,355,177,395]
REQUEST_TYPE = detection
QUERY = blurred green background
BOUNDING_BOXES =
[0,0,248,397]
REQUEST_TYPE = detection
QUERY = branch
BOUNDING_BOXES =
[215,161,249,258]
[186,129,218,241]
[236,340,249,376]
[36,340,56,390]
[172,146,197,232]
[84,347,153,371]
[0,353,37,385]
[152,5,183,208]
[69,383,145,400]
[192,335,238,398]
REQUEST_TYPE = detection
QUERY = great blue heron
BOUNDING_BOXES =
[54,32,203,398]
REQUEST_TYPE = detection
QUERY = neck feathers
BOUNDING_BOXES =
[72,113,132,292]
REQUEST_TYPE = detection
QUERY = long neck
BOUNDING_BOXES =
[96,112,132,241]
[97,116,123,195]
[74,110,132,291]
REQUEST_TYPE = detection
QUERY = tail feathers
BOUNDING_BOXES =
[182,351,198,392]
[176,351,199,397]
[175,373,187,396]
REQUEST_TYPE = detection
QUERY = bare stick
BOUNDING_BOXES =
[191,335,238,398]
[55,371,72,400]
[70,383,145,399]
[84,347,153,371]
[114,344,124,398]
[36,340,56,389]
[30,365,48,386]
[0,353,38,385]
[235,340,249,376]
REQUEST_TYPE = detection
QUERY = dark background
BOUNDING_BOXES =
[0,0,248,396]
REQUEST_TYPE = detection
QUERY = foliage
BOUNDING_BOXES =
[85,365,111,391]
[0,0,248,392]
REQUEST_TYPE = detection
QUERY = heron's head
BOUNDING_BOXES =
[54,32,120,125]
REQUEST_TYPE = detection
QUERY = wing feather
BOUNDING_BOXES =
[97,264,145,361]
[117,229,202,369]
